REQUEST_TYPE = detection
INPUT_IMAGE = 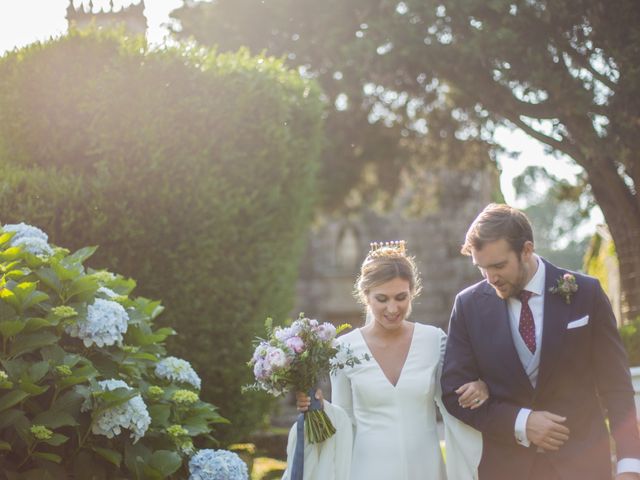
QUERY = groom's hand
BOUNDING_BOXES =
[526,411,570,451]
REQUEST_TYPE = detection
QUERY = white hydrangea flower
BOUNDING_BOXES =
[65,298,129,347]
[155,357,201,390]
[80,379,150,443]
[11,236,54,257]
[3,223,48,243]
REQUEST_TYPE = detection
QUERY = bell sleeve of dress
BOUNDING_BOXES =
[434,329,482,480]
[282,401,352,480]
[330,354,356,429]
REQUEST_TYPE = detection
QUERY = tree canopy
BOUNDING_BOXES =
[170,0,640,319]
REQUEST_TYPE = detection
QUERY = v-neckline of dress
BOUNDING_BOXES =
[357,323,417,388]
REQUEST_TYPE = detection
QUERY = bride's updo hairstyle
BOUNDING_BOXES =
[354,241,422,306]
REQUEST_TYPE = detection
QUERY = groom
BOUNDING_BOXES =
[441,203,640,480]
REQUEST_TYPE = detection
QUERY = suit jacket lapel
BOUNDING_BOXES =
[479,282,534,396]
[535,259,573,395]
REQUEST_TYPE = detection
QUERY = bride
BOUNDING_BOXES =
[283,241,483,480]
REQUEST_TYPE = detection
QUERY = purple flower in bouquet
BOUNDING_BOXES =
[315,322,337,342]
[266,347,290,369]
[285,336,305,353]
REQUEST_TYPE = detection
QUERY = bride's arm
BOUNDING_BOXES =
[435,329,482,479]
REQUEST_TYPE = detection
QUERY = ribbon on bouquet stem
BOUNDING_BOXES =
[290,388,322,480]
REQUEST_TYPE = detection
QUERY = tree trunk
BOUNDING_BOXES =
[587,164,640,322]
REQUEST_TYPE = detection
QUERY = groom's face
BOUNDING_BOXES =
[471,238,532,299]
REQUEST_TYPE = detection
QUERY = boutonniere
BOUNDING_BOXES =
[549,273,578,304]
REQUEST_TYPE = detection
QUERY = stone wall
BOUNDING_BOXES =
[294,167,499,330]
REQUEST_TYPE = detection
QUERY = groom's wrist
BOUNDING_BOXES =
[514,408,532,447]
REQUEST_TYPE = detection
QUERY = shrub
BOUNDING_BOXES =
[620,316,640,367]
[0,28,324,441]
[0,223,227,478]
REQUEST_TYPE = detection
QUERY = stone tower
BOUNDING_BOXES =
[66,0,147,36]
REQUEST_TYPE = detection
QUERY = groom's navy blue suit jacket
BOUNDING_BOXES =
[441,258,640,480]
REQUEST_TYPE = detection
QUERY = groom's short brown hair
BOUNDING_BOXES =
[461,203,533,255]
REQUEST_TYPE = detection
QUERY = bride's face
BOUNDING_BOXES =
[366,277,412,330]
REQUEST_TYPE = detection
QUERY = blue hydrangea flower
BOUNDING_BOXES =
[155,356,201,390]
[65,298,129,347]
[3,223,53,257]
[80,379,151,443]
[188,449,248,480]
[3,223,48,243]
[11,236,54,257]
[97,286,119,298]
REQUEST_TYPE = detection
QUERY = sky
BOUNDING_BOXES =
[0,0,600,227]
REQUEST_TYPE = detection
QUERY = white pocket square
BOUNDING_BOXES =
[567,315,589,329]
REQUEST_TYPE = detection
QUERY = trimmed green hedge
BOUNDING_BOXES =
[0,28,324,442]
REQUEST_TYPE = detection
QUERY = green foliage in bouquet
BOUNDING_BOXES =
[0,27,324,442]
[0,224,227,479]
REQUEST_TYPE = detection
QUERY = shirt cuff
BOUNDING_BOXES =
[617,458,640,474]
[514,408,532,447]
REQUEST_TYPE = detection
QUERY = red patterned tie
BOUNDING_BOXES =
[518,290,536,353]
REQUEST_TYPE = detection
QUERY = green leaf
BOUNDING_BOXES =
[65,246,98,265]
[147,450,182,477]
[1,358,28,378]
[148,404,171,427]
[0,319,25,338]
[34,267,63,294]
[0,390,29,412]
[4,269,28,281]
[124,441,151,479]
[32,451,62,463]
[95,387,137,410]
[19,374,49,395]
[29,361,50,382]
[50,390,84,412]
[10,331,58,357]
[32,410,78,429]
[51,261,81,282]
[22,289,49,311]
[66,276,99,301]
[0,439,11,450]
[0,288,19,310]
[0,409,25,429]
[40,345,66,363]
[92,446,122,467]
[0,247,21,262]
[42,432,69,446]
[141,466,164,480]
[129,352,158,362]
[24,317,55,332]
[0,232,14,246]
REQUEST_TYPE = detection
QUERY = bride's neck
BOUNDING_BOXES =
[366,320,411,339]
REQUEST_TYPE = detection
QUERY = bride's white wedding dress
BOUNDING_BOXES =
[283,322,481,480]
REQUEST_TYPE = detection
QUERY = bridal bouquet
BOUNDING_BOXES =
[246,315,366,443]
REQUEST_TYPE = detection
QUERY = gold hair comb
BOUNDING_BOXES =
[367,240,407,258]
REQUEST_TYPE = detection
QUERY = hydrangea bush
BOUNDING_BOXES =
[0,223,230,479]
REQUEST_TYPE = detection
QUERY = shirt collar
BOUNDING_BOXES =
[523,254,545,296]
